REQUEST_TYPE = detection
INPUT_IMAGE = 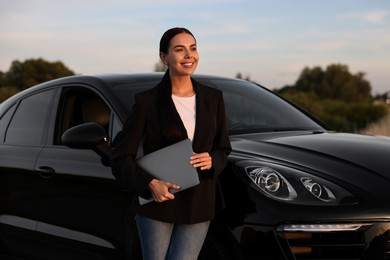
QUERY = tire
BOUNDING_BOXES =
[198,222,244,260]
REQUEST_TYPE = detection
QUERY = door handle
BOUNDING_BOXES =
[35,166,56,178]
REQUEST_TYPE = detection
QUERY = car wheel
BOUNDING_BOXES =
[198,222,244,260]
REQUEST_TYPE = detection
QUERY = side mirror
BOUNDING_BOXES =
[62,122,107,148]
[62,122,111,166]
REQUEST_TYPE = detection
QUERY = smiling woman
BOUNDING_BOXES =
[110,27,232,260]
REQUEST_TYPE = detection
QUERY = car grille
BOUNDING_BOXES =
[277,222,390,260]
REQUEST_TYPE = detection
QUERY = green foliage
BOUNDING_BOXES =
[0,86,20,103]
[0,71,5,86]
[6,58,75,90]
[0,58,75,101]
[294,64,372,103]
[276,64,387,132]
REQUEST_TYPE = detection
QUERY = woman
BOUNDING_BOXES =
[111,27,231,260]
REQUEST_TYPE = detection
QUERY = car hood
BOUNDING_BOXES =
[273,132,389,173]
[230,131,390,199]
[232,131,389,173]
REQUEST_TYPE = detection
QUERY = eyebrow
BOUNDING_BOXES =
[173,43,197,48]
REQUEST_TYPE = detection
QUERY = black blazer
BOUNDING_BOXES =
[111,72,231,224]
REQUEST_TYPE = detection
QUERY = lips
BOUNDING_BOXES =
[182,62,194,67]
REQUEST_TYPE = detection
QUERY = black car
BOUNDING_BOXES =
[1,73,390,260]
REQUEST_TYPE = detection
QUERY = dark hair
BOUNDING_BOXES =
[158,28,197,143]
[158,71,186,143]
[159,27,196,53]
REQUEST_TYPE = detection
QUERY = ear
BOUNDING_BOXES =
[159,52,168,65]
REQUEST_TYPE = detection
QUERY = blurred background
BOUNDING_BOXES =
[1,0,389,135]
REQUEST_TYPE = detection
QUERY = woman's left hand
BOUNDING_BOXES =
[190,152,212,170]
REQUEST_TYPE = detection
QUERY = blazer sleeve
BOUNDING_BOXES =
[110,94,154,197]
[205,90,232,178]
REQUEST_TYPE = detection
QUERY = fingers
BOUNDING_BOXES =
[190,152,212,170]
[167,182,181,190]
[148,179,181,203]
[155,190,174,202]
[146,151,213,205]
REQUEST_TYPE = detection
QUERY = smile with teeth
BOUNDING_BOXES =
[182,62,194,67]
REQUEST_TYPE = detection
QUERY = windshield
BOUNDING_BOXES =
[113,76,325,134]
[201,78,324,133]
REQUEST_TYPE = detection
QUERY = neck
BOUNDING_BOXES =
[170,76,195,97]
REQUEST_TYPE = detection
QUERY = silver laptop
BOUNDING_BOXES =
[137,139,200,205]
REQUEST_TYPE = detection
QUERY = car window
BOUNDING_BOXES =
[109,76,323,134]
[111,114,122,140]
[55,87,112,145]
[0,103,17,143]
[200,78,324,133]
[113,81,157,112]
[4,89,56,145]
[112,77,324,134]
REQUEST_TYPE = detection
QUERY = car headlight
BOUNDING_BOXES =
[237,161,357,206]
[247,167,297,200]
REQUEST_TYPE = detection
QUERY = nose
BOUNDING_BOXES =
[185,50,192,58]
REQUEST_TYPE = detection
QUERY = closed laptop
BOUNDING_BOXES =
[137,139,200,205]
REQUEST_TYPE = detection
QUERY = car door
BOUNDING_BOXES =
[34,85,138,260]
[0,88,57,256]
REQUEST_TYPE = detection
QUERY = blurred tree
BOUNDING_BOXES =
[0,71,5,86]
[0,86,19,103]
[235,72,251,81]
[293,64,372,103]
[275,64,387,132]
[2,58,75,91]
[154,60,167,72]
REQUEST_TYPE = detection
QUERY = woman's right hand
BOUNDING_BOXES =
[148,179,181,203]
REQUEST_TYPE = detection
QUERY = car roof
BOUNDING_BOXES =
[73,72,244,86]
[0,72,248,115]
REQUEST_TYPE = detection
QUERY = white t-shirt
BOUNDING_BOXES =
[172,94,196,141]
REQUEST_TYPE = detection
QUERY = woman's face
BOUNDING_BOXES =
[160,33,199,77]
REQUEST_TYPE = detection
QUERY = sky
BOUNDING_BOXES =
[1,0,389,94]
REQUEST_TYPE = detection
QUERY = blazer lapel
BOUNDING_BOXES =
[192,80,208,151]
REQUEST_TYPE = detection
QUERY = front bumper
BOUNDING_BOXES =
[232,221,390,260]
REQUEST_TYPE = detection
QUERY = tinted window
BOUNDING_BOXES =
[112,77,324,134]
[5,89,55,145]
[0,104,17,143]
[55,87,112,145]
[111,114,122,140]
[204,79,324,133]
[113,80,157,111]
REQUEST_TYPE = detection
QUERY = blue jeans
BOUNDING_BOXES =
[135,213,210,260]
